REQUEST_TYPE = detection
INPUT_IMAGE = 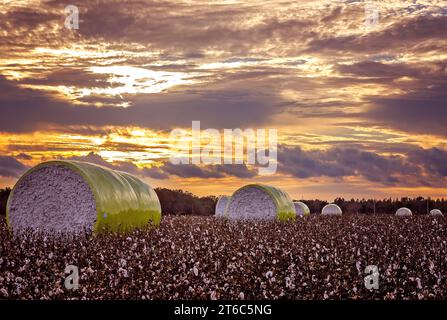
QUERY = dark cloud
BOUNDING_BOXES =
[22,69,114,89]
[67,152,119,169]
[321,6,343,23]
[158,162,257,179]
[0,7,58,30]
[277,145,447,186]
[337,60,446,83]
[366,84,447,137]
[43,0,316,55]
[155,162,225,179]
[0,156,29,178]
[15,153,32,161]
[87,144,447,185]
[337,61,417,79]
[1,1,444,140]
[66,152,170,179]
[330,58,447,138]
[408,147,447,178]
[0,4,75,52]
[278,146,353,179]
[1,0,446,195]
[0,76,282,133]
[66,152,257,180]
[5,144,447,187]
[141,166,170,180]
[307,14,447,53]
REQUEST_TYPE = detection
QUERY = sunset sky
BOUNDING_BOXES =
[0,0,446,200]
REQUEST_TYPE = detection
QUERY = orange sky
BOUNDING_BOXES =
[0,0,446,200]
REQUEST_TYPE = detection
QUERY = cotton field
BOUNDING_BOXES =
[1,214,447,300]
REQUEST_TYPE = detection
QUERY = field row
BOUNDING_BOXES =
[1,215,446,299]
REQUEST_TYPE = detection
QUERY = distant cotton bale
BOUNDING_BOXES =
[293,201,310,217]
[396,207,412,216]
[430,209,443,216]
[7,160,161,235]
[226,184,295,221]
[321,203,342,215]
[215,195,230,218]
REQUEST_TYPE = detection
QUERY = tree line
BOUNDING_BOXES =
[154,188,217,216]
[304,197,447,215]
[0,187,219,217]
[0,188,10,216]
[1,187,446,216]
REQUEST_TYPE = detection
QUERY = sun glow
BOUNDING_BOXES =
[87,66,200,96]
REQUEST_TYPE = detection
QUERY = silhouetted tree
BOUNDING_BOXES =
[154,188,217,216]
[294,196,447,215]
[0,188,11,216]
[2,185,446,217]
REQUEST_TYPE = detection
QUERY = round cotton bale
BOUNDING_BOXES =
[7,160,161,235]
[215,195,230,218]
[226,184,295,221]
[293,201,310,217]
[321,203,342,215]
[430,209,443,216]
[395,207,412,216]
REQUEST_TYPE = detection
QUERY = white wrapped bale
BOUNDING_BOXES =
[215,195,230,218]
[430,209,442,216]
[8,165,96,234]
[321,203,342,215]
[396,207,412,216]
[7,160,161,235]
[293,201,310,216]
[226,184,295,221]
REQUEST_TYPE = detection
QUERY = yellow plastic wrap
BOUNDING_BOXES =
[7,160,161,234]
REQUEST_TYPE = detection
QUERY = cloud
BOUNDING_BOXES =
[278,146,353,179]
[307,14,447,54]
[1,0,446,196]
[15,153,32,160]
[0,6,58,32]
[337,61,418,80]
[1,1,445,140]
[0,156,29,178]
[366,84,447,137]
[66,152,170,179]
[67,152,119,169]
[408,147,447,178]
[4,143,447,189]
[68,0,316,54]
[277,145,447,186]
[66,152,257,180]
[67,145,447,187]
[0,75,283,133]
[159,162,257,179]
